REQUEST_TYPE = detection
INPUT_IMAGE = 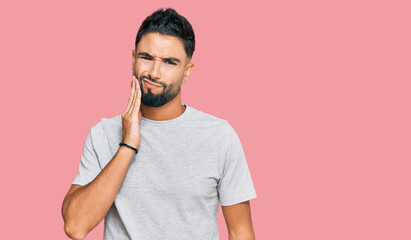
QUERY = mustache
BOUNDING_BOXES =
[139,75,163,86]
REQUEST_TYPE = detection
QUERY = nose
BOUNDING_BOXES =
[148,58,162,80]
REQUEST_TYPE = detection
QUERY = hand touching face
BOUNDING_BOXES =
[132,32,194,107]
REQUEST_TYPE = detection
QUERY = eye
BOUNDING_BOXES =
[139,56,152,61]
[165,60,177,65]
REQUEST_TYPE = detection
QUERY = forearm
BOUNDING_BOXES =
[62,146,135,239]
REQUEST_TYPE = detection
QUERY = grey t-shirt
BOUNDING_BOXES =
[72,104,257,240]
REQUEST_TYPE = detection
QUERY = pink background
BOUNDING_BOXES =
[1,0,410,239]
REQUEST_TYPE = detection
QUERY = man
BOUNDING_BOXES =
[62,8,257,240]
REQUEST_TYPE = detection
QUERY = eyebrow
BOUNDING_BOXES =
[137,52,181,63]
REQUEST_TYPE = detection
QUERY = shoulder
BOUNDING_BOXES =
[186,105,230,130]
[99,113,122,131]
[86,113,122,144]
[186,106,241,146]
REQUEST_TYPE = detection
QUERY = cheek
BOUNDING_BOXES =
[135,61,147,77]
[135,61,142,71]
[167,70,185,83]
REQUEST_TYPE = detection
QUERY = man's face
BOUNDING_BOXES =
[132,32,194,107]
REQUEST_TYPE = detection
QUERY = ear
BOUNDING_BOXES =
[132,49,136,66]
[183,62,195,83]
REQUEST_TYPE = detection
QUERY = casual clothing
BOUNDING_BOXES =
[72,104,257,240]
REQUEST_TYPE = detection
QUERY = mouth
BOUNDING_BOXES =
[143,79,162,88]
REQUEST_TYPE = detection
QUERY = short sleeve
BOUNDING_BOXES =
[72,126,102,186]
[217,122,257,206]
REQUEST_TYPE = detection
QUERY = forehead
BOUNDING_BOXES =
[137,32,187,61]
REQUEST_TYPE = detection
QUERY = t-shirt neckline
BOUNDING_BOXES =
[140,104,191,125]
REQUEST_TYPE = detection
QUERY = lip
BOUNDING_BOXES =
[143,79,162,89]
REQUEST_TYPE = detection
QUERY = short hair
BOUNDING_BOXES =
[135,8,195,59]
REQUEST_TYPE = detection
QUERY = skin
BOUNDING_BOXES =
[223,201,256,240]
[132,32,194,121]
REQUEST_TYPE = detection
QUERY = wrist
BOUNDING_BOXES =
[118,145,138,155]
[119,142,139,154]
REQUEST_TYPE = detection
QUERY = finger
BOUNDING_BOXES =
[124,77,135,115]
[129,76,139,116]
[124,76,136,116]
[133,76,142,116]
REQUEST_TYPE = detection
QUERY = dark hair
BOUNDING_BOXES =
[135,8,195,59]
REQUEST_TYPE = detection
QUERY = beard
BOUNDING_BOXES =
[136,74,182,107]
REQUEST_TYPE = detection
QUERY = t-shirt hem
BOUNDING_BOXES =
[71,179,88,186]
[220,191,257,206]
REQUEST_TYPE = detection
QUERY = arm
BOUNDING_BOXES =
[222,200,256,240]
[62,146,135,240]
[62,75,142,240]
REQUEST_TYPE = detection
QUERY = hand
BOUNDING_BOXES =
[121,75,142,149]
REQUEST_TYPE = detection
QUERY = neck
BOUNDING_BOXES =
[140,97,186,121]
